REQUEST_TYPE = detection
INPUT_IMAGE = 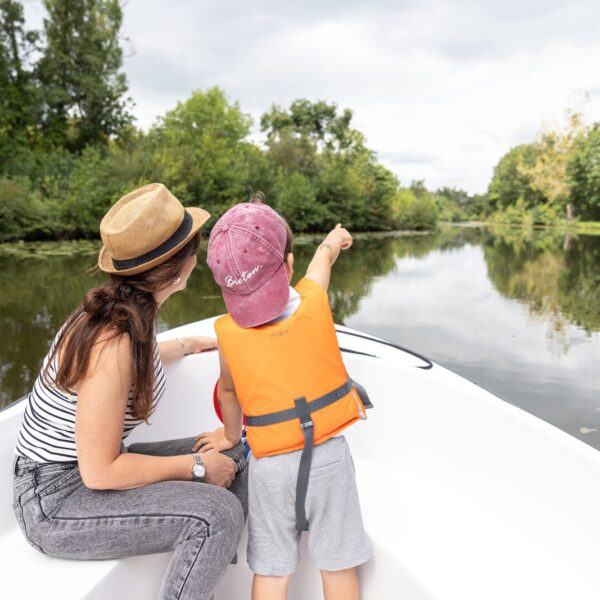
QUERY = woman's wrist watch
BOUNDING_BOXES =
[191,452,205,482]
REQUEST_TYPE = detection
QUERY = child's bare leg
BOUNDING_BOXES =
[321,567,360,600]
[252,574,291,600]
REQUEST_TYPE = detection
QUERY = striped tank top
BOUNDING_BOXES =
[15,334,166,463]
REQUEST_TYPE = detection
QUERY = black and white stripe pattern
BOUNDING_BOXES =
[15,338,165,463]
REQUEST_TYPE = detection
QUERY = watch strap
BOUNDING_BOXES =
[191,452,205,482]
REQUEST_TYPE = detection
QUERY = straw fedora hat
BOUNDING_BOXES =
[98,183,210,276]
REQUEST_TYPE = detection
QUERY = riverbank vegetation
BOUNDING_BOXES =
[429,106,600,230]
[2,1,599,243]
[0,0,444,242]
[484,105,600,228]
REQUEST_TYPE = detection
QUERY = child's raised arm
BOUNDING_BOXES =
[305,224,353,291]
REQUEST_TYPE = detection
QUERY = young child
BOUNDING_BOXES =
[201,200,372,600]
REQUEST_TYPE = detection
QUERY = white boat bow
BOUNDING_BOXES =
[2,317,599,599]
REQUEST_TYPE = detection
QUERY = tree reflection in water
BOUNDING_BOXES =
[482,226,600,355]
[1,226,599,410]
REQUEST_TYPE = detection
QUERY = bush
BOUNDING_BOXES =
[57,138,159,236]
[487,199,563,227]
[391,188,438,230]
[436,198,467,222]
[568,123,600,220]
[148,88,261,220]
[271,171,326,232]
[0,177,53,241]
[0,88,440,239]
[530,203,562,225]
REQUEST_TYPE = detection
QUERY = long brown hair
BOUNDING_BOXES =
[44,233,202,420]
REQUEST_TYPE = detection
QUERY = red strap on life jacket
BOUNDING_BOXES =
[213,381,223,422]
[213,381,247,426]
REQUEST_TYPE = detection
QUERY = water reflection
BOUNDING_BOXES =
[340,226,600,449]
[1,228,599,449]
[482,227,600,354]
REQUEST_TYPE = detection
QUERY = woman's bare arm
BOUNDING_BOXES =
[158,336,218,365]
[76,333,234,490]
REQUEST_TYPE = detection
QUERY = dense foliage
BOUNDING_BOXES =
[8,1,598,239]
[0,1,445,241]
[485,110,600,224]
[568,123,600,219]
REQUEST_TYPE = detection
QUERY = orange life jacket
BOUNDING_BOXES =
[215,277,368,459]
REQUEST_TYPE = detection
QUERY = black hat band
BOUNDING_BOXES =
[112,210,193,271]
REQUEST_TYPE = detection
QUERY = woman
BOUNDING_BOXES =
[12,183,247,600]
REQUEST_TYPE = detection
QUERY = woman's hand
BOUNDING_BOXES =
[184,336,218,354]
[201,450,237,488]
[158,336,218,365]
[193,427,237,453]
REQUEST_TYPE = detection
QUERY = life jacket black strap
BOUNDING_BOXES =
[245,378,371,428]
[294,396,314,531]
[245,378,373,532]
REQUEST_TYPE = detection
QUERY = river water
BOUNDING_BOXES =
[1,225,599,450]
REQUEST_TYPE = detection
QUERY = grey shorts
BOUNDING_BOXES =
[247,435,372,576]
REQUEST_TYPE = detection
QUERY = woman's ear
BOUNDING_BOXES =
[285,253,294,282]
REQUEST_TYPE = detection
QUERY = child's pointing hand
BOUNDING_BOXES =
[333,223,353,250]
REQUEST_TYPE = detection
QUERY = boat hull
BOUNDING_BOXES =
[2,317,599,599]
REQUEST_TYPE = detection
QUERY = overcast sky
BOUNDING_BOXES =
[24,0,600,193]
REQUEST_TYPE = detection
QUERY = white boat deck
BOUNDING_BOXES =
[2,318,599,599]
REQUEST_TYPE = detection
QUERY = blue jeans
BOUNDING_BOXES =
[12,437,248,600]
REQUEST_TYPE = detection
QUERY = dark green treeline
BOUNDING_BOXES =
[7,0,596,238]
[0,0,444,242]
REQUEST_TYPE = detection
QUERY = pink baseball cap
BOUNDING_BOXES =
[207,203,290,328]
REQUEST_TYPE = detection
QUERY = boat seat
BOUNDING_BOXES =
[1,525,172,599]
[3,320,600,599]
[0,400,171,600]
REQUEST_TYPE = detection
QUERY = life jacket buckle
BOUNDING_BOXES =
[300,419,314,431]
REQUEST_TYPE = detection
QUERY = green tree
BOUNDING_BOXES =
[0,176,43,241]
[38,0,132,151]
[59,139,155,236]
[261,99,400,231]
[0,0,40,168]
[262,127,318,177]
[434,187,472,222]
[270,171,325,232]
[149,88,261,219]
[487,144,544,210]
[435,186,471,207]
[261,99,364,154]
[433,187,491,221]
[316,151,397,230]
[390,186,437,230]
[520,110,587,219]
[568,123,600,220]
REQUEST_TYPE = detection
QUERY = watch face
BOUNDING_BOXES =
[193,464,205,478]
